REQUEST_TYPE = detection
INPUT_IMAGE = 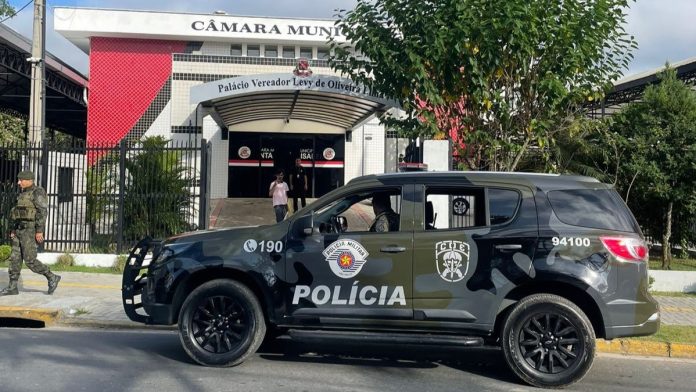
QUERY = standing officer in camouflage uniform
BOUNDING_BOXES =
[0,171,61,296]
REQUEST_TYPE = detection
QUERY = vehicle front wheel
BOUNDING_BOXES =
[501,293,596,388]
[178,279,266,367]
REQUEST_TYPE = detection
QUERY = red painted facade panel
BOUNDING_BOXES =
[87,37,185,146]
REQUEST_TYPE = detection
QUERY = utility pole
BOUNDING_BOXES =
[28,0,46,147]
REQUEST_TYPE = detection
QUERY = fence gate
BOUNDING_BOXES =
[0,139,211,254]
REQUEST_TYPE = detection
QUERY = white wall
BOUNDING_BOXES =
[345,118,385,184]
[423,140,452,171]
[385,137,410,173]
[142,101,172,139]
[202,116,229,199]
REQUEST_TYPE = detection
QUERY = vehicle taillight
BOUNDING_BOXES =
[600,236,648,262]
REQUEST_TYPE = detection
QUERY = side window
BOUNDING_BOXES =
[425,187,485,230]
[316,188,402,233]
[488,188,520,225]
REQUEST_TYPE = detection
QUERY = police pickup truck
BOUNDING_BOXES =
[122,172,659,388]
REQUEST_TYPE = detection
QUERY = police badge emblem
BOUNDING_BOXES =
[435,240,470,282]
[323,239,369,279]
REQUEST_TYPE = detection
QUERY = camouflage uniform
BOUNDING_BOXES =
[369,210,400,232]
[0,171,60,295]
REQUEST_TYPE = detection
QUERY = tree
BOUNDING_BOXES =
[122,137,193,241]
[0,1,14,18]
[609,69,696,268]
[0,109,26,144]
[330,0,636,170]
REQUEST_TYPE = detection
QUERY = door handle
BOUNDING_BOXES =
[495,244,522,251]
[381,246,407,253]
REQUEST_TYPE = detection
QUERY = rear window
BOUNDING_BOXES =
[547,189,637,232]
[488,188,520,225]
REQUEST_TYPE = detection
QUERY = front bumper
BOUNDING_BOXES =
[143,302,176,325]
[122,237,161,324]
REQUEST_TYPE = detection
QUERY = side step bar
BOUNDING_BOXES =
[288,329,484,347]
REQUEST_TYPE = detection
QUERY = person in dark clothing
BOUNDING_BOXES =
[369,193,400,232]
[289,158,309,212]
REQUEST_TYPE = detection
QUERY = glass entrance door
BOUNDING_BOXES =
[228,132,345,198]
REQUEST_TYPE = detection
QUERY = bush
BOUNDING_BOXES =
[0,244,11,262]
[112,254,127,273]
[56,253,75,268]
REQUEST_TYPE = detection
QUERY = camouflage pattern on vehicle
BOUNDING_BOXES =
[123,172,659,388]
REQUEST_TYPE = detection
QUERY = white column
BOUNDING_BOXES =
[202,116,229,199]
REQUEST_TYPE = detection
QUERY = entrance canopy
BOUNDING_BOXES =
[190,73,400,131]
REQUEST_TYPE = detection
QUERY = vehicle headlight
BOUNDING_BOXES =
[153,242,192,265]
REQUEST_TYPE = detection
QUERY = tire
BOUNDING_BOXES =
[178,279,266,367]
[501,294,596,388]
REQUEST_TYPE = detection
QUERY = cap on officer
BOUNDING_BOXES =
[17,170,35,180]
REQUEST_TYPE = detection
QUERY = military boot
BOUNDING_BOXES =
[0,280,18,296]
[46,273,61,295]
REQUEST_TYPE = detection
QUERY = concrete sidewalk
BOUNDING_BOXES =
[1,270,696,358]
[0,270,137,328]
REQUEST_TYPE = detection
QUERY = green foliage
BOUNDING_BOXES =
[540,117,624,183]
[0,244,10,262]
[112,254,128,273]
[0,1,14,19]
[0,182,17,242]
[122,136,193,241]
[0,110,26,144]
[57,253,75,268]
[331,0,636,171]
[609,68,696,255]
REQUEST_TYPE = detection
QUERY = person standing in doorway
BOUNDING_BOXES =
[290,158,308,213]
[0,171,61,296]
[269,169,289,223]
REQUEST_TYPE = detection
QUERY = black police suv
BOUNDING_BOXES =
[123,172,659,388]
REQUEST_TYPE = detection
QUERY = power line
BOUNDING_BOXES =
[0,0,34,24]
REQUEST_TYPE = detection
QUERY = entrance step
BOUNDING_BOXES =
[287,329,484,347]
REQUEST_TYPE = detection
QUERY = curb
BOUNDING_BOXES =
[597,339,696,359]
[59,317,177,331]
[0,306,62,325]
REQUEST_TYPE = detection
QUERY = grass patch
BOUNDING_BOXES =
[651,291,696,298]
[111,254,128,273]
[636,325,696,344]
[71,308,91,316]
[0,261,121,274]
[649,258,696,271]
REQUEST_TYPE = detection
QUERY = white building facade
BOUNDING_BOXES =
[54,7,402,198]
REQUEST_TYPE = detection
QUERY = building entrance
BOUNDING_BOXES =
[228,132,344,198]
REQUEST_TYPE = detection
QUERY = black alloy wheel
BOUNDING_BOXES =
[178,279,266,367]
[501,293,595,388]
[517,312,582,374]
[191,295,250,354]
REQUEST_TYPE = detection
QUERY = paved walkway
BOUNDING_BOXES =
[0,270,135,326]
[0,270,694,328]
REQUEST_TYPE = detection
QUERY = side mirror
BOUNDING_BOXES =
[336,216,348,232]
[294,212,315,237]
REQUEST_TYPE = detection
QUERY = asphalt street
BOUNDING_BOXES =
[1,327,695,392]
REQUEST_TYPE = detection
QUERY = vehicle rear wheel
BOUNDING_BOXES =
[178,279,266,367]
[501,293,595,388]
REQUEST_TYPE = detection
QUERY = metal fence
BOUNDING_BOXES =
[0,139,211,254]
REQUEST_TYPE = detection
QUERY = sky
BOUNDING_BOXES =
[2,0,695,78]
